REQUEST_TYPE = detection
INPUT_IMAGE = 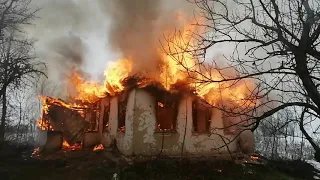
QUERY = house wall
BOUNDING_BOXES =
[100,91,135,155]
[99,97,111,147]
[131,89,238,156]
[101,88,242,156]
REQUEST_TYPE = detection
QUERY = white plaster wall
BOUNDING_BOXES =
[133,89,158,155]
[135,91,156,145]
[100,97,113,148]
[132,89,238,156]
[99,98,110,135]
[100,96,119,148]
[100,88,241,156]
[108,96,118,136]
[100,92,135,155]
[182,97,238,154]
[115,90,135,155]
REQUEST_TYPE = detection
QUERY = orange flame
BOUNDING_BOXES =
[104,59,133,95]
[68,70,107,103]
[36,118,53,131]
[62,140,82,151]
[62,140,70,148]
[36,12,260,134]
[59,15,258,108]
[37,96,88,131]
[93,144,104,151]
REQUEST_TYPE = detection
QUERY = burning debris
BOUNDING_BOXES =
[93,144,105,152]
[62,140,82,151]
[38,97,90,145]
[32,148,40,157]
[234,154,268,165]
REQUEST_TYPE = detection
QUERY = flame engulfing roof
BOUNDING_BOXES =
[36,12,260,145]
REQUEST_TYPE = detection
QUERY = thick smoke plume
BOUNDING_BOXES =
[49,33,86,75]
[107,0,163,77]
[101,0,195,80]
[26,0,111,98]
[26,0,194,98]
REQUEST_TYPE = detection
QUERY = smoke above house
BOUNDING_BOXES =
[23,0,259,115]
[25,0,194,98]
[29,0,263,147]
[104,0,195,79]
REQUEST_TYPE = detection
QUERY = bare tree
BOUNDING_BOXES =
[165,0,320,161]
[0,34,45,148]
[0,0,45,148]
[6,87,37,144]
[0,0,38,40]
[254,109,314,160]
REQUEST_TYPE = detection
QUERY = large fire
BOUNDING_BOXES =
[36,14,259,137]
[60,30,258,108]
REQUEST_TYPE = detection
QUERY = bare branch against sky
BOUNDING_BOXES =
[0,0,45,148]
[164,0,320,161]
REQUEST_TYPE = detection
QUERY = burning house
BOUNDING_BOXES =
[35,0,257,156]
[37,75,255,156]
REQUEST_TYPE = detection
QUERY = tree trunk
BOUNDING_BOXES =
[300,133,304,160]
[0,88,7,149]
[16,103,22,143]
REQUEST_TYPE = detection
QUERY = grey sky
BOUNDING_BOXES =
[25,0,120,82]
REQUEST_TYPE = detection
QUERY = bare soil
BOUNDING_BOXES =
[0,145,318,180]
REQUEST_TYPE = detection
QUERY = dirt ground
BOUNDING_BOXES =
[0,145,318,180]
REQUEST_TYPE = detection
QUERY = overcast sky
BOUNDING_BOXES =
[25,0,120,81]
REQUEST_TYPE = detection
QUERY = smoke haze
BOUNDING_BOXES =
[25,0,195,97]
[104,0,195,78]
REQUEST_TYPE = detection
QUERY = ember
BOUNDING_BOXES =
[250,156,259,160]
[31,147,40,157]
[62,140,82,151]
[119,126,125,132]
[37,118,53,131]
[158,102,164,107]
[93,144,104,151]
